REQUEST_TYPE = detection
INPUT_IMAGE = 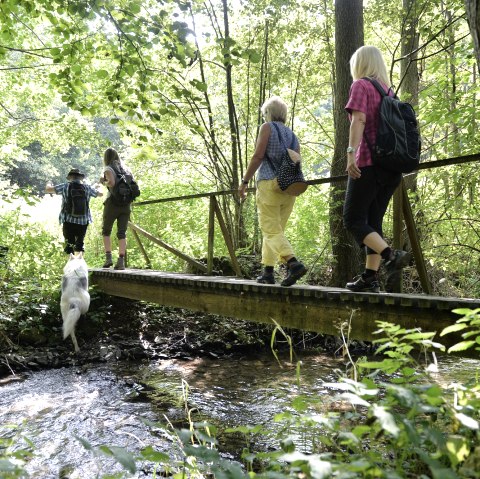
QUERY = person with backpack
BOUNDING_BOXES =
[343,46,412,293]
[100,147,140,271]
[238,96,307,287]
[45,168,103,254]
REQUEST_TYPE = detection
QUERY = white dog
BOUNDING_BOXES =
[61,253,90,352]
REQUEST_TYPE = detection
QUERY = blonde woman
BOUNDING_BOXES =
[238,96,307,287]
[343,46,410,292]
[100,148,133,270]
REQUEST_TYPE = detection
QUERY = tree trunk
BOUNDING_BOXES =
[391,0,421,292]
[465,0,480,74]
[329,0,364,287]
[221,0,241,248]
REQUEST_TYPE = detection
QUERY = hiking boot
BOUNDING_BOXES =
[102,252,113,268]
[281,261,307,287]
[114,256,125,270]
[383,250,411,293]
[346,274,380,293]
[256,272,275,284]
[384,249,411,274]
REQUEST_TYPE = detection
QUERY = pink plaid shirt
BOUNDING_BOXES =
[345,78,392,167]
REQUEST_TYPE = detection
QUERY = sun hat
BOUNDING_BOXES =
[66,168,85,179]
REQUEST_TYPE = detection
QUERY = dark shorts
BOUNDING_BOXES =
[102,197,131,239]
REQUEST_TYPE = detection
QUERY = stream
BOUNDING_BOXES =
[1,352,479,478]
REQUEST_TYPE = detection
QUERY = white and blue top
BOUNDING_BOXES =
[256,121,299,182]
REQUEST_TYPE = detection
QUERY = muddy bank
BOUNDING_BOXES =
[0,294,372,380]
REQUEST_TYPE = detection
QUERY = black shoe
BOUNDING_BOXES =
[346,274,380,293]
[384,250,411,293]
[281,261,307,287]
[256,272,275,284]
[384,250,411,274]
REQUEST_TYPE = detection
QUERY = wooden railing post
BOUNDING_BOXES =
[391,186,404,293]
[130,224,152,269]
[401,181,432,294]
[207,196,215,275]
[212,196,243,277]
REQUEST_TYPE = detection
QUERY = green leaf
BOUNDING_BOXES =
[447,340,476,353]
[455,413,479,430]
[446,436,470,466]
[140,446,170,462]
[373,405,399,437]
[130,3,141,14]
[96,69,109,79]
[440,323,468,336]
[452,308,480,316]
[106,446,136,473]
[75,435,93,450]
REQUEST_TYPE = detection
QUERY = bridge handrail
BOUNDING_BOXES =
[133,153,480,207]
[129,152,480,290]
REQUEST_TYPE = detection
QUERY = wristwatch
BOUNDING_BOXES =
[242,179,249,185]
[346,146,356,154]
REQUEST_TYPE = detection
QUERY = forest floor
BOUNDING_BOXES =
[0,294,371,381]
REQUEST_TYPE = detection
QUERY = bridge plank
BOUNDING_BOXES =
[90,269,480,352]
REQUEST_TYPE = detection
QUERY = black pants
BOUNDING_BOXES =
[343,166,401,254]
[62,222,88,254]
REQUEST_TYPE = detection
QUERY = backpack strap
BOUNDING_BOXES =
[362,77,396,98]
[270,121,296,150]
[265,122,297,173]
[360,77,395,155]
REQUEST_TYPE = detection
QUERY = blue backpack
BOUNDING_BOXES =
[364,77,421,174]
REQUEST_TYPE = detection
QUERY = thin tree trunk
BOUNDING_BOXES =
[221,0,241,248]
[465,0,480,74]
[392,0,420,292]
[329,0,364,287]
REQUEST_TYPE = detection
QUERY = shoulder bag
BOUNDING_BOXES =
[267,122,308,196]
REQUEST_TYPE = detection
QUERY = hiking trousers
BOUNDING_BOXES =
[256,179,296,266]
[63,222,88,253]
[343,166,401,254]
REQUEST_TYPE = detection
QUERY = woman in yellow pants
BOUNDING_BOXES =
[238,96,307,287]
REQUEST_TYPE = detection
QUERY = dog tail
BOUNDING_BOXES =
[63,302,81,340]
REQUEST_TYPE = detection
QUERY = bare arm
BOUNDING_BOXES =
[100,169,116,188]
[238,123,271,200]
[45,182,56,194]
[94,184,104,197]
[346,110,366,179]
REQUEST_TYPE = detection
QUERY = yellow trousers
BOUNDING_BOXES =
[256,179,296,266]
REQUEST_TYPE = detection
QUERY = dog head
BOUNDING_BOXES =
[64,252,88,275]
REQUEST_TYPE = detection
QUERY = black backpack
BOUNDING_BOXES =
[364,77,421,174]
[65,182,87,217]
[109,166,140,206]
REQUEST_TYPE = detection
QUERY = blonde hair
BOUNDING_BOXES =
[261,96,288,123]
[350,46,389,86]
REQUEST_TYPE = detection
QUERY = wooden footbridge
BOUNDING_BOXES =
[91,153,480,351]
[90,268,480,351]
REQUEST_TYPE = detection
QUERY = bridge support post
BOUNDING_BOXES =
[401,180,432,294]
[207,196,215,274]
[212,197,243,277]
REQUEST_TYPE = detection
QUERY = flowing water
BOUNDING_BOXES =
[0,353,478,478]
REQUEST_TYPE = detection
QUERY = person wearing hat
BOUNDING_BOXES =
[45,168,103,254]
